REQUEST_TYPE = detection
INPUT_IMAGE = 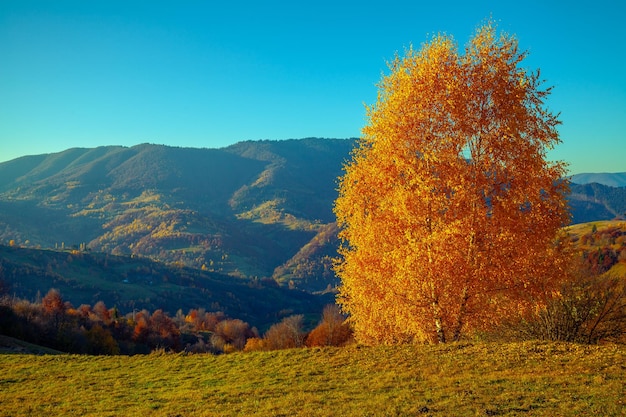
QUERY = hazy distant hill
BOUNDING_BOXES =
[0,138,624,295]
[570,172,626,188]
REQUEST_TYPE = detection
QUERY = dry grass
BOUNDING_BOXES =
[1,340,625,416]
[565,220,626,248]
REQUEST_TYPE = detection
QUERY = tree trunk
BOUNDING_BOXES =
[451,287,469,342]
[434,315,446,343]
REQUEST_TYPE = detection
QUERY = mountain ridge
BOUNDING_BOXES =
[0,139,355,291]
[570,172,626,188]
[0,138,624,294]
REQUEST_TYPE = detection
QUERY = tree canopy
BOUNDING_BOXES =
[334,21,570,344]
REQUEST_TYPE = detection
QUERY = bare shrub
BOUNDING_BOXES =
[207,319,256,353]
[263,315,305,350]
[509,271,626,344]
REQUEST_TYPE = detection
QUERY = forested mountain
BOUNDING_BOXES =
[0,139,354,293]
[0,138,624,298]
[568,183,626,224]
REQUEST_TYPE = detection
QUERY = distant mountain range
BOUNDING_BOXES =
[570,172,626,188]
[0,138,624,297]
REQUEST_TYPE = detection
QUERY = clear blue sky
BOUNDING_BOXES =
[1,1,624,174]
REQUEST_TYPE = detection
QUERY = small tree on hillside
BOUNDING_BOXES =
[306,304,353,347]
[334,20,570,344]
[214,318,253,351]
[41,288,67,332]
[263,315,305,350]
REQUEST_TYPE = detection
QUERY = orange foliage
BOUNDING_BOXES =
[133,312,150,342]
[185,308,223,331]
[334,21,570,344]
[306,305,353,347]
[132,309,180,350]
[243,337,265,352]
[42,288,65,316]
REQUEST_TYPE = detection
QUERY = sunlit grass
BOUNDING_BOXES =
[565,220,626,240]
[1,341,624,416]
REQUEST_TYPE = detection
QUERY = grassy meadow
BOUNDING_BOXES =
[1,340,624,416]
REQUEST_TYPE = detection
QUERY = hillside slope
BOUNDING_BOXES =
[569,183,626,224]
[0,244,330,328]
[0,139,354,283]
[565,220,626,278]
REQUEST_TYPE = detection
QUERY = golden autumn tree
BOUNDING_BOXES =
[334,21,571,344]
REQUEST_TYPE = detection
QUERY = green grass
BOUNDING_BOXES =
[1,341,624,416]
